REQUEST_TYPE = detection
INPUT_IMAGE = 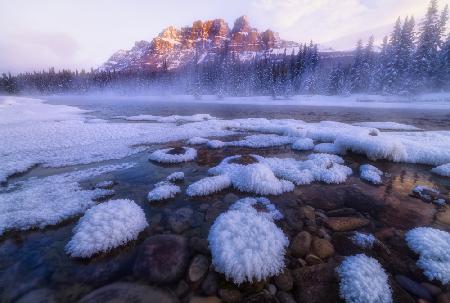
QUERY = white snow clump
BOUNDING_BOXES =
[208,197,288,284]
[147,181,181,202]
[292,138,314,151]
[65,199,148,258]
[336,254,392,303]
[405,227,450,284]
[186,175,232,197]
[166,171,185,182]
[314,142,346,155]
[359,164,383,184]
[149,147,197,163]
[118,113,216,123]
[432,163,450,177]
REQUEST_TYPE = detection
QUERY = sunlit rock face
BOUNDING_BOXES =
[100,16,297,72]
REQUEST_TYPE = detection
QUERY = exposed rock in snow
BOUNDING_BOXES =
[292,138,314,151]
[117,114,216,123]
[314,142,346,155]
[350,232,377,249]
[66,199,148,258]
[432,163,450,177]
[166,171,185,182]
[405,227,450,284]
[149,147,197,163]
[336,254,392,303]
[0,163,135,235]
[353,122,421,131]
[359,164,383,185]
[208,197,288,284]
[147,182,181,201]
[186,175,232,197]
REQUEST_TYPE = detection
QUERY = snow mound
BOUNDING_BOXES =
[292,138,314,151]
[118,113,216,123]
[336,254,392,303]
[405,227,450,284]
[0,163,135,235]
[147,182,181,201]
[186,175,232,197]
[149,147,197,163]
[208,198,288,284]
[353,122,421,131]
[350,232,377,249]
[65,199,148,258]
[307,153,345,164]
[166,171,185,182]
[229,197,283,221]
[207,139,226,149]
[359,164,383,184]
[254,154,352,185]
[432,163,450,177]
[187,136,210,145]
[314,142,346,155]
[229,134,295,148]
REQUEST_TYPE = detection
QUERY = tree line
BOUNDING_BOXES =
[1,0,449,97]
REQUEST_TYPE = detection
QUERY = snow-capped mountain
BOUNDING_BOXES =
[100,16,301,72]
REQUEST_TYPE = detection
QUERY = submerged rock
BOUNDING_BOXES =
[16,288,57,303]
[311,238,335,259]
[324,217,370,231]
[169,207,194,233]
[290,231,312,258]
[133,235,189,284]
[78,282,178,303]
[395,275,433,302]
[273,269,294,291]
[188,254,210,283]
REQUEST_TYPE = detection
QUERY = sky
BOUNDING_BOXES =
[1,0,449,74]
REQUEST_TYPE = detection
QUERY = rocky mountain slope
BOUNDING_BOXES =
[100,16,301,72]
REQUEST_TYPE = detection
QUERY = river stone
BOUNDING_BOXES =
[290,231,312,257]
[276,291,296,303]
[16,288,57,303]
[169,207,194,233]
[273,269,293,291]
[437,293,450,303]
[78,282,178,303]
[188,255,210,283]
[395,275,433,302]
[201,271,219,296]
[305,254,324,265]
[241,291,279,303]
[436,206,450,225]
[218,288,242,303]
[421,282,442,296]
[324,217,369,231]
[134,235,189,284]
[311,238,335,259]
[189,296,222,303]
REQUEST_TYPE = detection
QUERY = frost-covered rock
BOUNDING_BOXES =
[336,254,392,303]
[350,232,377,249]
[208,198,288,284]
[412,185,440,202]
[432,163,450,177]
[207,139,226,149]
[186,175,232,197]
[405,227,450,284]
[95,180,115,189]
[118,113,216,123]
[229,197,283,221]
[359,164,383,185]
[307,153,345,164]
[166,171,185,182]
[0,163,134,235]
[230,134,295,148]
[314,142,346,155]
[292,138,314,151]
[66,199,148,258]
[149,147,197,163]
[147,182,181,201]
[187,136,210,145]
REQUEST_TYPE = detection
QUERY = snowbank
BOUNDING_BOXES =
[292,138,314,151]
[350,232,377,249]
[353,122,421,131]
[117,113,216,123]
[432,163,450,177]
[147,182,181,201]
[208,197,288,284]
[336,254,392,303]
[0,163,134,235]
[186,175,232,197]
[66,199,148,258]
[149,147,197,163]
[359,164,383,184]
[405,227,450,284]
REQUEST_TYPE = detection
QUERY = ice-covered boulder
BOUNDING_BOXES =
[66,199,148,258]
[432,163,450,177]
[292,138,314,151]
[186,175,232,197]
[336,254,392,303]
[359,164,383,184]
[166,171,185,182]
[149,147,197,163]
[147,181,181,202]
[208,197,288,284]
[405,227,450,284]
[350,232,377,249]
[314,142,346,155]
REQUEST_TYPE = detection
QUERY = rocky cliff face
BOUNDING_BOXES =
[100,16,299,72]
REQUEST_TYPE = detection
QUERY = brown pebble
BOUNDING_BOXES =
[305,254,323,265]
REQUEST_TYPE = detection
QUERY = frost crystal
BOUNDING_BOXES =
[147,182,181,201]
[292,138,314,151]
[149,147,197,163]
[166,171,185,182]
[186,175,232,197]
[337,254,392,303]
[405,227,450,284]
[350,232,377,249]
[359,164,383,184]
[66,199,148,258]
[432,163,450,177]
